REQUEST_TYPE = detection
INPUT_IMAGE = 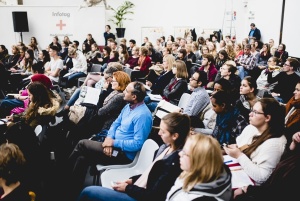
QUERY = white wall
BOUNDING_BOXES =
[0,5,105,50]
[1,0,285,51]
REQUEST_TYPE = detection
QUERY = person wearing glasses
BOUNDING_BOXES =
[224,98,287,186]
[182,70,210,128]
[267,57,300,103]
[78,112,190,201]
[166,133,232,201]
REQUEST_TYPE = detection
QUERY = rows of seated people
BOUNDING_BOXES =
[0,30,299,201]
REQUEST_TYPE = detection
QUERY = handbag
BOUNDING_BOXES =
[68,105,87,124]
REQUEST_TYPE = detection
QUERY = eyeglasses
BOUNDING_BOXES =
[180,150,190,157]
[250,109,264,116]
[283,63,291,67]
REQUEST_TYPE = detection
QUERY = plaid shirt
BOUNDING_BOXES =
[235,53,257,70]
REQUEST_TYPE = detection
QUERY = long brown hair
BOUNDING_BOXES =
[243,98,285,157]
[25,82,55,123]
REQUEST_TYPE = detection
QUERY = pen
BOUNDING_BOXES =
[224,160,233,164]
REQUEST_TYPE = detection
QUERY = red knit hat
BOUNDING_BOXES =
[31,74,53,89]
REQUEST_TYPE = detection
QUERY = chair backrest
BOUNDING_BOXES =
[178,93,191,109]
[131,139,159,171]
[91,64,102,72]
[100,139,159,188]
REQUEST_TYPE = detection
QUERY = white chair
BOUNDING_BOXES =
[92,150,140,185]
[100,139,159,188]
[178,93,191,109]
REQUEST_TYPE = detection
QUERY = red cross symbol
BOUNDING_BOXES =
[56,20,66,30]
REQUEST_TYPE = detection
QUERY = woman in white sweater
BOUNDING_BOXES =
[224,98,287,185]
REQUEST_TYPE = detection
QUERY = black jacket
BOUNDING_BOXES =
[125,145,182,201]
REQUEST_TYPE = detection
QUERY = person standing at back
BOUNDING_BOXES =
[248,23,261,41]
[104,25,116,46]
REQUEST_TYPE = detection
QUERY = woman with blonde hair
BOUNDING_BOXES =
[166,133,232,200]
[225,43,236,60]
[145,54,175,95]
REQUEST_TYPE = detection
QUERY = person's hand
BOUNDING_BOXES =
[103,147,113,157]
[98,58,103,62]
[103,81,109,90]
[258,65,266,70]
[6,115,13,122]
[223,144,242,158]
[112,181,128,192]
[124,179,132,185]
[292,132,300,144]
[125,64,130,67]
[234,187,245,199]
[102,137,114,147]
[10,68,17,73]
[145,80,152,87]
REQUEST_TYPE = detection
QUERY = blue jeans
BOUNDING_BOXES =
[67,72,87,87]
[237,66,249,80]
[67,88,81,107]
[0,98,24,117]
[77,186,137,201]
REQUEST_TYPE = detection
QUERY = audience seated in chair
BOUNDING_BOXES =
[145,60,188,112]
[235,76,259,123]
[233,131,300,201]
[6,81,59,128]
[64,81,153,200]
[182,70,210,128]
[224,98,287,186]
[78,112,190,201]
[45,45,63,84]
[166,133,232,200]
[211,90,248,145]
[267,57,300,103]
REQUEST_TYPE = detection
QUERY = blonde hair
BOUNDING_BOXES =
[113,71,131,91]
[164,54,175,71]
[180,134,224,191]
[174,60,188,79]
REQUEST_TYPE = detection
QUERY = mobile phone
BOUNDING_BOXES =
[112,150,119,157]
[111,181,117,186]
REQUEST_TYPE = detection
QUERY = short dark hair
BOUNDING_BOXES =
[50,45,59,53]
[195,70,208,87]
[129,39,136,44]
[250,23,255,27]
[131,81,146,102]
[73,40,79,47]
[287,57,300,71]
